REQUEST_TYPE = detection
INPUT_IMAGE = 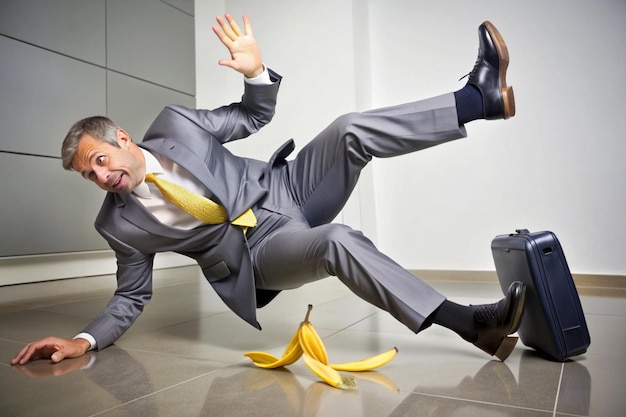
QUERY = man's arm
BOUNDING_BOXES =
[156,70,281,145]
[11,14,266,365]
[11,224,155,365]
[79,225,155,349]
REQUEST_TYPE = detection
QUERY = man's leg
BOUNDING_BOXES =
[252,220,526,361]
[287,20,515,227]
[288,93,466,227]
[252,222,445,333]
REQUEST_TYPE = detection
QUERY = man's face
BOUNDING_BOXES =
[71,130,145,194]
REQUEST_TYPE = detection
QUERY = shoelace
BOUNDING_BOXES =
[458,57,480,82]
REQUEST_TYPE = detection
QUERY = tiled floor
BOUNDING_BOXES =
[0,265,624,417]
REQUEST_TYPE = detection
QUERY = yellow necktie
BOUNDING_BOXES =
[144,173,257,232]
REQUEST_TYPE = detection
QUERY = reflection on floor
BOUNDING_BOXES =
[1,266,624,417]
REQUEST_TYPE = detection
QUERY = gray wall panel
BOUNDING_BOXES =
[0,153,108,257]
[0,0,194,261]
[107,0,195,94]
[107,71,195,142]
[0,37,106,157]
[0,0,106,66]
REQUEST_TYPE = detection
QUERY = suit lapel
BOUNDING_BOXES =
[139,138,228,206]
[115,192,197,240]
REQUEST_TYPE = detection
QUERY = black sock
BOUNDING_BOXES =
[428,300,479,342]
[454,84,484,125]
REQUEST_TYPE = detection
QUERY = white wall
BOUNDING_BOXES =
[368,0,626,275]
[196,0,625,277]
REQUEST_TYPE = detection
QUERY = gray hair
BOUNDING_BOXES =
[61,116,121,170]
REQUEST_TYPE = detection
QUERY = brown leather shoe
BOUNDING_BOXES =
[466,21,516,120]
[473,281,526,361]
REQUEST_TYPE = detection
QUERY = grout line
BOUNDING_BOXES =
[85,367,222,417]
[411,391,555,415]
[323,311,380,339]
[0,34,194,98]
[552,362,565,417]
[158,0,194,17]
[0,150,60,160]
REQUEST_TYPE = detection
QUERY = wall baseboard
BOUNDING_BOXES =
[410,269,626,297]
[0,251,195,286]
[2,254,624,298]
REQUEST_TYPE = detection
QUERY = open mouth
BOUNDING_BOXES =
[110,174,123,190]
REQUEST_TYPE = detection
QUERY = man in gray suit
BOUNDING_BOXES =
[12,15,525,365]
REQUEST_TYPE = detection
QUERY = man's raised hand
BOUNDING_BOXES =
[212,14,264,79]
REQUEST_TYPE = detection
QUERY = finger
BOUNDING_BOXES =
[11,346,28,365]
[217,58,236,71]
[12,342,38,365]
[225,13,243,36]
[212,24,231,47]
[217,14,238,41]
[213,16,230,41]
[242,15,253,37]
[51,349,65,363]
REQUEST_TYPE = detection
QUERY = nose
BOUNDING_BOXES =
[93,166,109,185]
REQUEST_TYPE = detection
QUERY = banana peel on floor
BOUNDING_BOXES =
[329,347,399,372]
[244,304,398,390]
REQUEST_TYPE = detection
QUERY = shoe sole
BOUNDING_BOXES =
[507,282,527,335]
[483,21,516,119]
[494,336,518,361]
[493,283,527,361]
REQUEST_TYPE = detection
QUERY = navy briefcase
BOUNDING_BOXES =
[491,229,590,361]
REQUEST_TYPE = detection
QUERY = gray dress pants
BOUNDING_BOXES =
[248,92,467,333]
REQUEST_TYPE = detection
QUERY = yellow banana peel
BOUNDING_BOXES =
[244,328,303,368]
[302,353,357,390]
[329,347,398,372]
[299,322,329,364]
[244,304,398,390]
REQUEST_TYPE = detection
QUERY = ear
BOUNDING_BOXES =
[116,129,133,148]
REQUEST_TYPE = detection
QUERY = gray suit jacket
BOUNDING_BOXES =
[85,70,289,349]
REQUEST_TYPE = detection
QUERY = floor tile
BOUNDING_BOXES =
[92,363,554,417]
[0,341,218,417]
[581,313,626,358]
[315,328,559,412]
[556,353,626,417]
[0,309,94,344]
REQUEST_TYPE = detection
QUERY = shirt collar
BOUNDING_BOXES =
[133,149,163,198]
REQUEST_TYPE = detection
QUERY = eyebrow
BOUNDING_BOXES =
[75,152,97,179]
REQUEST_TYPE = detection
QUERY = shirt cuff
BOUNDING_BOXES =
[74,333,97,351]
[244,65,271,85]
